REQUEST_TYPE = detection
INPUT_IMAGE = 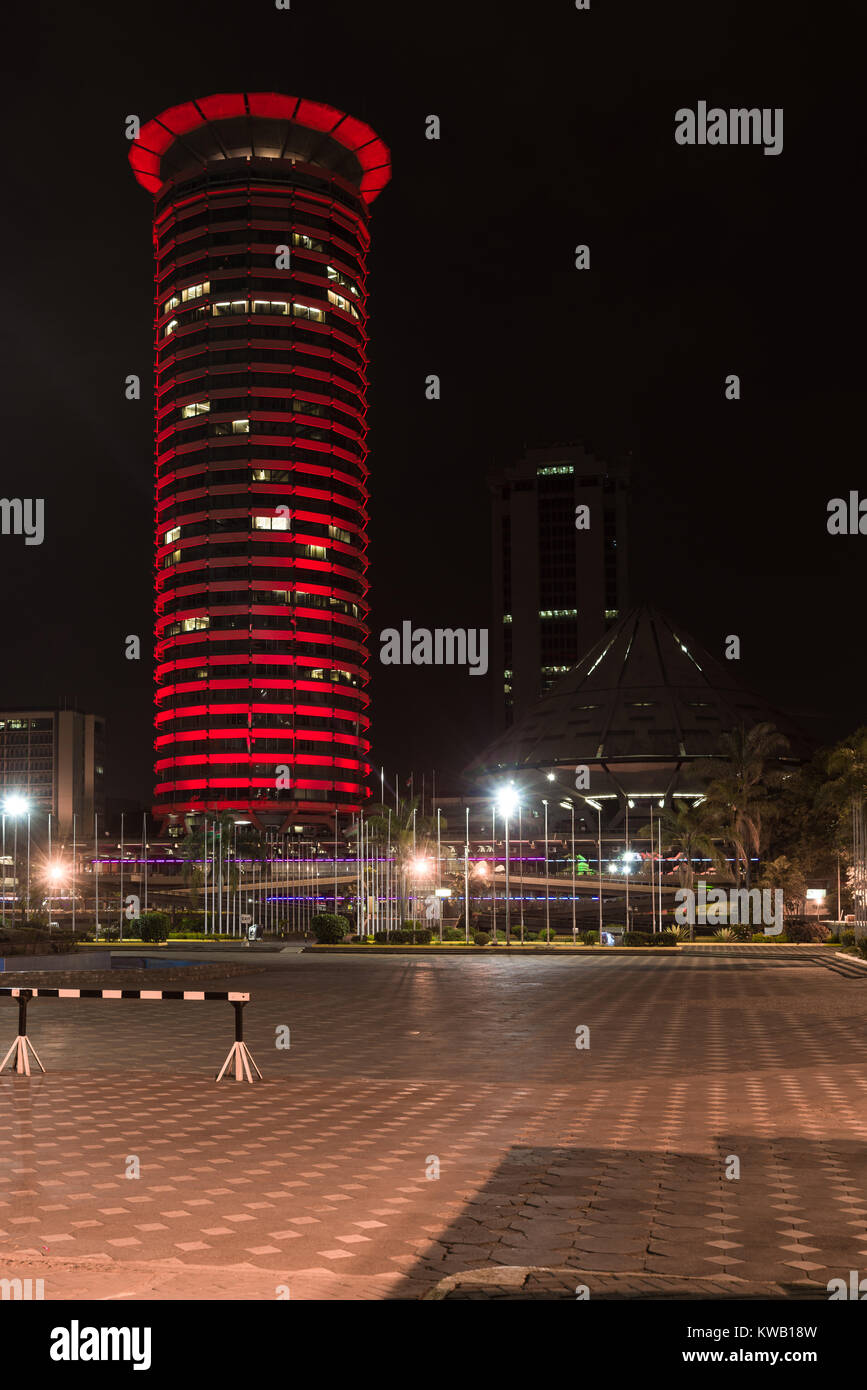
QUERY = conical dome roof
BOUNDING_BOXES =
[475,605,810,779]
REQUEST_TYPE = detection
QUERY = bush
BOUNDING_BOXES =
[582,930,599,945]
[713,927,736,941]
[623,931,652,947]
[441,927,463,942]
[841,929,856,946]
[658,930,679,947]
[138,912,169,943]
[474,932,492,946]
[310,912,350,944]
[784,917,831,943]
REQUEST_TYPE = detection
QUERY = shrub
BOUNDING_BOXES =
[310,912,349,944]
[137,912,170,943]
[474,932,492,946]
[732,923,753,942]
[581,930,599,945]
[623,931,651,947]
[658,930,679,947]
[841,929,856,946]
[713,927,736,941]
[783,917,831,943]
[441,927,463,942]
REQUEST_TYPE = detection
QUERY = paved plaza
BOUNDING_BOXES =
[1,951,867,1300]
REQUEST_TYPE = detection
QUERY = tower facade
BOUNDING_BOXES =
[490,445,629,727]
[129,93,390,829]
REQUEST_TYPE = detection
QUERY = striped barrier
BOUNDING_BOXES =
[0,987,262,1083]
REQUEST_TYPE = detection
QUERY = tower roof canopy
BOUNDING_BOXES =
[129,92,391,205]
[475,604,811,775]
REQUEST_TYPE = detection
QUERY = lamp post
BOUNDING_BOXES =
[490,803,496,941]
[464,806,470,944]
[580,797,604,939]
[542,798,550,943]
[560,801,576,941]
[497,786,518,946]
[518,803,525,943]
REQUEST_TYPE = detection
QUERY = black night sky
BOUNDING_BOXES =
[0,0,859,811]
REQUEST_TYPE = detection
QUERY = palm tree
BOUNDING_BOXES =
[640,800,725,890]
[698,723,790,889]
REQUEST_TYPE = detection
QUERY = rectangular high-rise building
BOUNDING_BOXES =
[490,445,629,726]
[129,92,391,832]
[0,708,105,835]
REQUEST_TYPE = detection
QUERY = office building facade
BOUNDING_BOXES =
[490,445,629,726]
[0,708,105,834]
[129,92,391,829]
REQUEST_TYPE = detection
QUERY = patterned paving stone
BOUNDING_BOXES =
[1,952,866,1299]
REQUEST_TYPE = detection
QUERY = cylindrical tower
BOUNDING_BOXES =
[129,93,390,830]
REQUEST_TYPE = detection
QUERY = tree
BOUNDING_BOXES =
[698,723,791,889]
[640,800,725,890]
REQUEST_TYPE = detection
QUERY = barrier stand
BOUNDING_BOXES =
[216,999,263,1084]
[0,987,261,1083]
[0,990,45,1077]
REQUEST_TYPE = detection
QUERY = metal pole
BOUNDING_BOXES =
[571,804,576,941]
[491,804,497,942]
[26,813,31,921]
[625,799,630,930]
[94,812,99,937]
[464,806,470,943]
[71,814,76,935]
[119,811,124,941]
[519,804,525,943]
[597,808,603,937]
[543,800,550,943]
[650,803,657,933]
[504,804,511,945]
[436,808,442,942]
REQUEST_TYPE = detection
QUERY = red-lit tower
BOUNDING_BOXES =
[129,93,390,831]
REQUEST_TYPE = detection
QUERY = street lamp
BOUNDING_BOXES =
[560,799,577,941]
[497,785,519,945]
[581,797,604,939]
[541,798,550,943]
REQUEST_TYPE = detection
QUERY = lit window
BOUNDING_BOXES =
[328,289,351,313]
[163,319,179,338]
[502,613,513,623]
[163,549,181,568]
[181,281,209,302]
[536,465,574,476]
[303,544,327,559]
[540,608,578,619]
[213,300,248,317]
[164,526,181,545]
[181,616,210,632]
[328,524,351,544]
[180,401,210,418]
[163,295,180,315]
[293,302,325,322]
[253,514,291,531]
[605,608,619,620]
[232,419,250,434]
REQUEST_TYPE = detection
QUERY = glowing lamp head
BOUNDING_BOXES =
[45,863,66,884]
[496,786,519,817]
[3,795,30,817]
